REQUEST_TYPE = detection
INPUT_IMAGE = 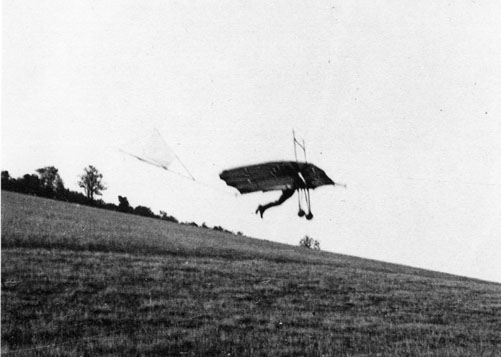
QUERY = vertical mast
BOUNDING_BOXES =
[302,139,307,163]
[292,130,307,163]
[293,130,298,162]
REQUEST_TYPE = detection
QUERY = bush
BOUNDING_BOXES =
[160,210,178,223]
[134,206,155,218]
[299,235,320,250]
[118,196,133,213]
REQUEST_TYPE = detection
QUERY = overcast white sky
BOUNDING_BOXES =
[3,0,501,282]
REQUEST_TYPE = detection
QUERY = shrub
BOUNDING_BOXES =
[134,206,155,218]
[299,235,320,250]
[118,196,133,213]
[159,210,178,223]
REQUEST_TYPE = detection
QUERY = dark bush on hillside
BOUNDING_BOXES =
[95,200,117,211]
[159,211,178,223]
[21,174,42,195]
[299,235,320,250]
[213,226,234,234]
[118,196,133,213]
[134,206,155,218]
[56,188,94,205]
[1,170,10,181]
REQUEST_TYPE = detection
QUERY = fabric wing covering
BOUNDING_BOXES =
[219,161,335,194]
[122,130,176,170]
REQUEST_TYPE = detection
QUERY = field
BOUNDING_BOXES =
[2,191,500,356]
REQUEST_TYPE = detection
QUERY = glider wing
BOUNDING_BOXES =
[219,161,334,194]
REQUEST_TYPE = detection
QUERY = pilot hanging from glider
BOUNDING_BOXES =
[219,131,346,220]
[254,164,310,218]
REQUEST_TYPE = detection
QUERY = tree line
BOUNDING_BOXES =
[1,165,244,234]
[2,165,178,224]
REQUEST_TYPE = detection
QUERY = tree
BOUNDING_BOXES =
[118,195,133,213]
[78,165,106,200]
[299,235,320,250]
[20,174,41,194]
[1,170,10,182]
[1,171,11,189]
[36,166,64,192]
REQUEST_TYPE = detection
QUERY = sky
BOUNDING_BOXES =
[2,0,501,282]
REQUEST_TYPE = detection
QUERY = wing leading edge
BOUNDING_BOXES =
[219,161,335,194]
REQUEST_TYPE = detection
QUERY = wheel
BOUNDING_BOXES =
[306,212,313,220]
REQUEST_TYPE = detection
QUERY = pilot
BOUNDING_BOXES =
[255,187,296,218]
[255,168,309,218]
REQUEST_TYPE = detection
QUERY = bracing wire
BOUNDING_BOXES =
[117,149,237,197]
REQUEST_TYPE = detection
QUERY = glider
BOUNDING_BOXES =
[219,132,344,220]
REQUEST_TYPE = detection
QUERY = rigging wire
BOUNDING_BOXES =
[119,147,237,197]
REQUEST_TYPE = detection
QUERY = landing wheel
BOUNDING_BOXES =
[306,212,313,220]
[298,209,305,217]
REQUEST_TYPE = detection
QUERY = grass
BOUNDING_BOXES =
[2,191,501,356]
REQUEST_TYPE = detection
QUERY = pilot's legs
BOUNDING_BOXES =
[256,188,295,218]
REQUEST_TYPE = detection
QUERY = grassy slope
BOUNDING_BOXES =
[2,191,500,356]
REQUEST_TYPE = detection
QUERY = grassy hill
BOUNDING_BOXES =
[2,191,500,356]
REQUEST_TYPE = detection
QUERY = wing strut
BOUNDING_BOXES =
[293,130,314,219]
[293,130,307,163]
